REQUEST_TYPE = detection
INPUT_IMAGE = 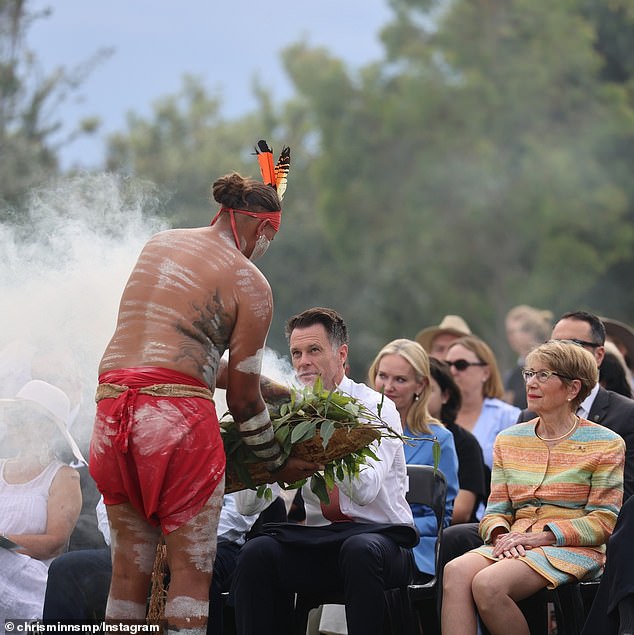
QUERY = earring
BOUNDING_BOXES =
[414,394,420,401]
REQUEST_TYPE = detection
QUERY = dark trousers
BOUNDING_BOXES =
[438,522,482,568]
[42,541,241,635]
[43,548,111,621]
[231,532,415,635]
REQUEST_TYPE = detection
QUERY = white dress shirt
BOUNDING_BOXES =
[576,383,600,420]
[303,376,414,526]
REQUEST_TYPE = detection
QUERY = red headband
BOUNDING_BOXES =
[210,207,282,249]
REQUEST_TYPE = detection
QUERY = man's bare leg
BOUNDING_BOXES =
[164,476,224,634]
[106,502,162,622]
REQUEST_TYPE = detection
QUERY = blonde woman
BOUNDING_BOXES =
[369,338,459,580]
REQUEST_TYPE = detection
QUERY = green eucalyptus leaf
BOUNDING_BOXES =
[323,463,335,490]
[310,472,330,505]
[320,420,335,449]
[344,402,360,416]
[291,420,317,444]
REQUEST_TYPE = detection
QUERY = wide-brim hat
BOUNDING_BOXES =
[415,315,472,352]
[0,379,87,464]
[602,317,634,370]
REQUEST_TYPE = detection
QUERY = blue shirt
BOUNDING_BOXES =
[472,398,520,470]
[403,423,459,575]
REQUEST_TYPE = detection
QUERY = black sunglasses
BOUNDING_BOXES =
[446,359,487,371]
[552,338,601,349]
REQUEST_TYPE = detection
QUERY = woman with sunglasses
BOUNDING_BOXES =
[428,359,487,524]
[441,340,625,635]
[368,339,459,583]
[445,336,520,485]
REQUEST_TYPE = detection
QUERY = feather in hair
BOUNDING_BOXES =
[255,140,275,186]
[274,146,291,200]
[255,140,291,200]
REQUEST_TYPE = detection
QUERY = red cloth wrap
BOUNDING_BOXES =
[89,367,225,533]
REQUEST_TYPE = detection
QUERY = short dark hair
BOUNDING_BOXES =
[429,358,462,425]
[558,311,606,346]
[284,307,349,348]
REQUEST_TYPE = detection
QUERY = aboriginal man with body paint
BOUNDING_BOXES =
[89,164,318,635]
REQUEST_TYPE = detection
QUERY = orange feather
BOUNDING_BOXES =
[255,140,275,186]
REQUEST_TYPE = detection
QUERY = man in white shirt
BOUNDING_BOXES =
[231,307,417,635]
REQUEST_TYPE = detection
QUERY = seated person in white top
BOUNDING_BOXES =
[231,307,417,635]
[0,380,82,625]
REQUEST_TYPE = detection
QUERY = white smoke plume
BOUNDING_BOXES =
[0,173,298,454]
[0,173,167,452]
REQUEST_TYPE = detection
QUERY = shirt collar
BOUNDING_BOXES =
[577,382,600,418]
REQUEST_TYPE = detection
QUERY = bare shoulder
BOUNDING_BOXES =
[230,259,273,299]
[51,465,81,488]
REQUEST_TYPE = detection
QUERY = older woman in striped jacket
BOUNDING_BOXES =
[441,340,625,635]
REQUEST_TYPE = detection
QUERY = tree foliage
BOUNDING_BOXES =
[102,0,634,375]
[0,0,109,214]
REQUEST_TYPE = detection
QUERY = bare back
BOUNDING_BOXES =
[99,226,273,390]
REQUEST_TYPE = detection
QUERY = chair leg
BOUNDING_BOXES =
[552,584,585,635]
[294,595,321,635]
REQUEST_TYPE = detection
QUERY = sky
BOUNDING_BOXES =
[28,1,393,169]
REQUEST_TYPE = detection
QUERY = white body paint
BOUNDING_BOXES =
[235,347,264,374]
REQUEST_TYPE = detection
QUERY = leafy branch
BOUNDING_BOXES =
[221,377,439,504]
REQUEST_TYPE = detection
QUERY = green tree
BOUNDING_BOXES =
[278,0,634,369]
[0,0,109,214]
[103,0,634,377]
[104,74,336,354]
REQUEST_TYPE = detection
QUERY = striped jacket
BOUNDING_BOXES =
[479,418,625,580]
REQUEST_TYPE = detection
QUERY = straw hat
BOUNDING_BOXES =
[415,315,472,352]
[0,379,87,464]
[602,317,634,371]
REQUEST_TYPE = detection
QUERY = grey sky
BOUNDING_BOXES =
[28,1,392,168]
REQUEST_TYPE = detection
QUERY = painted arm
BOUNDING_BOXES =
[225,271,317,482]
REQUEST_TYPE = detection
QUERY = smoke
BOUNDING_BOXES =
[0,173,299,454]
[214,348,298,420]
[0,173,167,452]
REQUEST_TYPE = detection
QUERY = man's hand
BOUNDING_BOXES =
[270,457,322,485]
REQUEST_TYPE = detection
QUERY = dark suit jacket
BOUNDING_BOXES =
[518,386,634,501]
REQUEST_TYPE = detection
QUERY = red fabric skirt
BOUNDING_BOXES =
[89,367,225,533]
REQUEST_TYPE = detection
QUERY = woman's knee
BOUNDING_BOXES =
[443,556,466,589]
[471,567,504,609]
